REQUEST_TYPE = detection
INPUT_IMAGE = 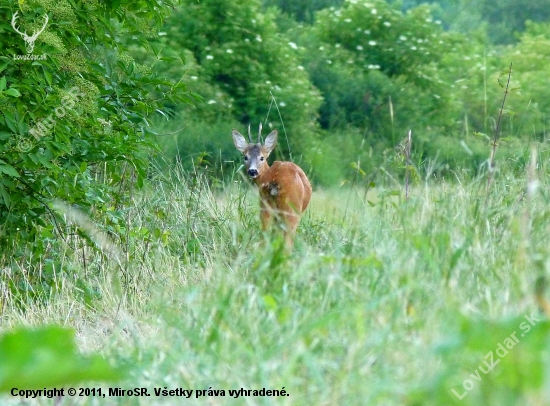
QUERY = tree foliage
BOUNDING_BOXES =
[305,0,457,135]
[0,0,192,261]
[163,0,322,150]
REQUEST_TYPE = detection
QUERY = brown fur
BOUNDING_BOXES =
[232,128,312,248]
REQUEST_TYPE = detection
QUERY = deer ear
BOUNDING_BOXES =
[232,130,248,153]
[264,130,278,154]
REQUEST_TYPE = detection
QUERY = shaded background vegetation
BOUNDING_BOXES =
[151,0,550,186]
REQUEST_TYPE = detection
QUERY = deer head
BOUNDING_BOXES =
[232,124,278,179]
[11,11,49,54]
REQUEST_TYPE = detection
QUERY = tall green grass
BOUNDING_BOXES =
[2,151,550,405]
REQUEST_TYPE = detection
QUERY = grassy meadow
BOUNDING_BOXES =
[2,151,550,405]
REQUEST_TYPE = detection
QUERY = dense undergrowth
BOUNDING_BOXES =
[2,154,550,404]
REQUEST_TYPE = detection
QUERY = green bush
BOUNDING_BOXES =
[158,0,323,159]
[0,326,123,392]
[296,0,462,151]
[0,1,192,277]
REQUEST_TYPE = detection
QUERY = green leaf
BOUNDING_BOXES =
[3,111,17,133]
[262,294,278,311]
[0,77,6,92]
[0,326,125,392]
[0,164,20,178]
[4,88,21,97]
[473,131,490,140]
[0,182,10,207]
[44,70,53,86]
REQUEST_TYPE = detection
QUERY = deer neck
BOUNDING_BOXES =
[253,163,271,186]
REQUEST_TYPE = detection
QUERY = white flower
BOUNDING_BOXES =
[383,21,391,27]
[97,118,111,126]
[344,18,352,23]
[289,42,298,50]
[356,45,364,50]
[279,101,286,107]
[369,40,377,46]
[206,55,214,60]
[207,100,216,104]
[411,46,417,50]
[371,8,377,14]
[399,35,407,41]
[226,49,233,54]
[335,43,341,48]
[364,29,371,34]
[297,65,304,70]
[319,46,325,51]
[256,35,262,42]
[190,76,198,80]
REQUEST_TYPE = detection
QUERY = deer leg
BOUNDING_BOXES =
[282,210,300,250]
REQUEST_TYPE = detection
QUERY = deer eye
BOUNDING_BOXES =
[244,156,248,161]
[260,157,265,161]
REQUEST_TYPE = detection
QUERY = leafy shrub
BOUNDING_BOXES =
[297,0,461,152]
[158,0,323,159]
[409,315,550,405]
[0,1,192,267]
[0,325,123,392]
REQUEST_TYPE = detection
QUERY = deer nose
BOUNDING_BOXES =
[248,169,258,178]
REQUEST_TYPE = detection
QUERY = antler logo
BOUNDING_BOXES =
[11,11,48,54]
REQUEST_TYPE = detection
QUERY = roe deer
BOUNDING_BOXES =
[232,125,312,248]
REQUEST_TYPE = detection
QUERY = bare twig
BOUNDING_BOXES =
[405,129,412,200]
[487,62,513,193]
